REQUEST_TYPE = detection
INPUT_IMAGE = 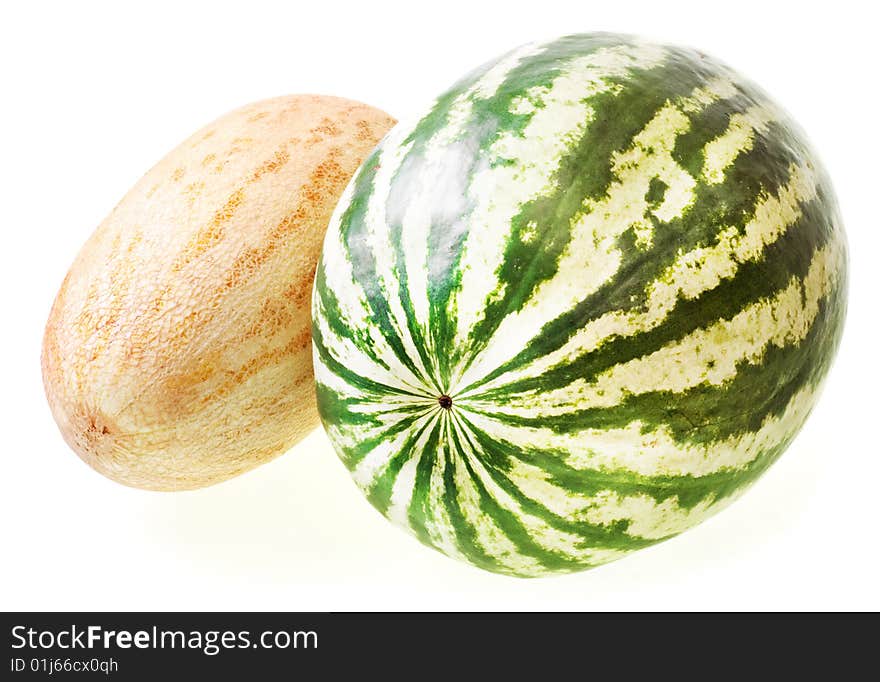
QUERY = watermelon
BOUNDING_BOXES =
[311,33,848,576]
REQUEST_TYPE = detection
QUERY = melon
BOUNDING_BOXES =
[43,95,395,490]
[311,35,847,576]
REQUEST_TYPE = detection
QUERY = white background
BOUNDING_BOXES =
[2,0,878,611]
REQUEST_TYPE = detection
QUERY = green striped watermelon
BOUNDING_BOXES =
[311,33,848,577]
